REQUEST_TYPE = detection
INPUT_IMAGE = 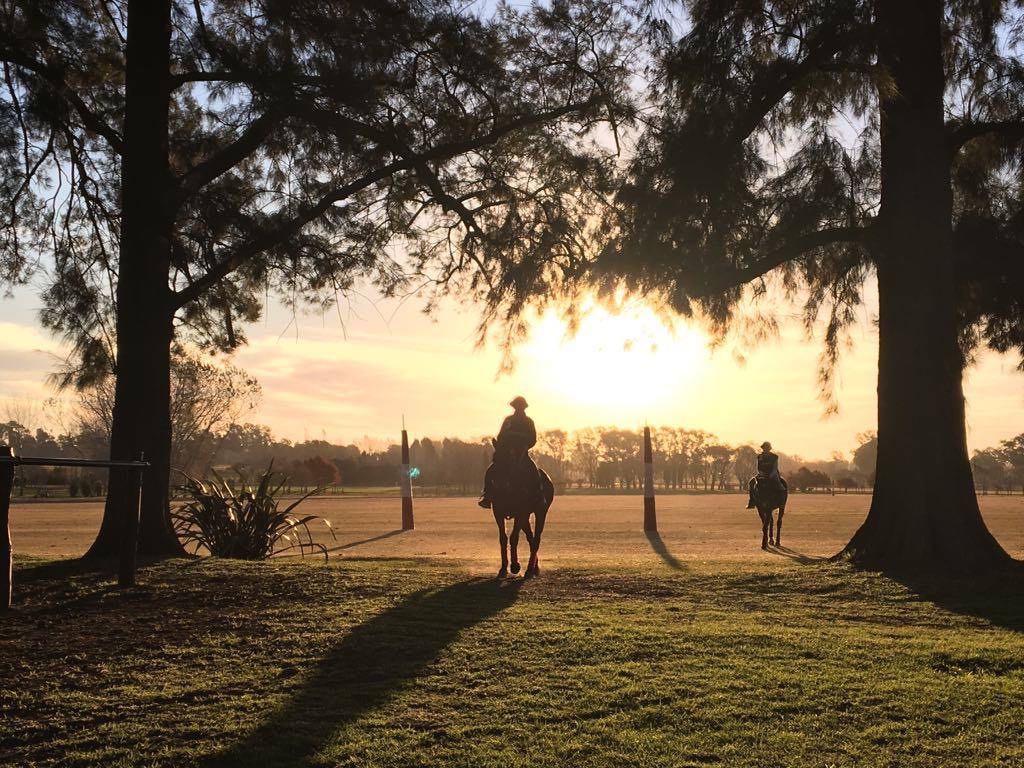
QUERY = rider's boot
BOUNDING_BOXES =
[478,494,491,509]
[745,492,755,509]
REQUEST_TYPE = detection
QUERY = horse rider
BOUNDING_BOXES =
[478,396,540,509]
[746,441,785,509]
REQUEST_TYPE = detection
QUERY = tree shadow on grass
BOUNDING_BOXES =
[8,556,166,613]
[203,576,523,767]
[891,567,1024,633]
[645,531,686,571]
[13,557,110,583]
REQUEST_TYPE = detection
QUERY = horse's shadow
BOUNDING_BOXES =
[203,577,523,767]
[768,544,825,565]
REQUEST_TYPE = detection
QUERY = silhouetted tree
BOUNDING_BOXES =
[73,347,260,476]
[852,431,878,485]
[971,449,1010,494]
[471,1,1020,573]
[791,467,833,492]
[303,456,339,487]
[733,445,759,489]
[0,0,631,555]
[998,434,1024,495]
[536,429,570,486]
[571,429,601,488]
[600,428,642,488]
[835,476,861,493]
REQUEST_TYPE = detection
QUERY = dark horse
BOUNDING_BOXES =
[490,441,554,578]
[753,478,788,549]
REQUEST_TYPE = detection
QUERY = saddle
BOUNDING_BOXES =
[754,474,787,501]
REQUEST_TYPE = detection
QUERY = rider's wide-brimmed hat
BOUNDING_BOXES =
[509,396,529,409]
[761,441,772,450]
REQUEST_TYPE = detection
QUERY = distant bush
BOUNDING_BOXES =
[68,478,80,497]
[172,464,335,560]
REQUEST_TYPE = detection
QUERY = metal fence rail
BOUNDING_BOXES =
[0,446,149,610]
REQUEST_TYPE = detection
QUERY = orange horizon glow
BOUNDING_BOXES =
[1,280,1022,460]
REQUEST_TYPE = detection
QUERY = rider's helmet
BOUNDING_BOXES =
[510,396,529,410]
[761,441,772,451]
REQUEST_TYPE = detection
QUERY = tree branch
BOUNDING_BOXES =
[686,225,867,298]
[172,98,602,310]
[176,108,286,199]
[0,47,124,154]
[169,69,327,89]
[300,110,489,238]
[171,160,409,309]
[296,97,599,163]
[947,118,1024,154]
[719,23,867,147]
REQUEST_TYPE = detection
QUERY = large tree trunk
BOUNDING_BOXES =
[85,0,182,559]
[843,0,1012,574]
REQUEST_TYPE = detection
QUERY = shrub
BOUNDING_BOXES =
[172,464,335,560]
[68,478,80,497]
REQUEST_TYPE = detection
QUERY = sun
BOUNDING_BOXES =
[519,298,710,423]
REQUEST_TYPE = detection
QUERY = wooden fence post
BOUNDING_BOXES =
[118,453,144,588]
[1,446,15,610]
[400,429,414,530]
[643,427,657,532]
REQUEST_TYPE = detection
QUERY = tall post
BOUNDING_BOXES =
[118,453,144,588]
[400,429,414,530]
[0,446,14,610]
[643,427,657,532]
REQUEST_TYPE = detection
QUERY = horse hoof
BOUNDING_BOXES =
[510,562,521,575]
[497,567,507,578]
[761,542,768,550]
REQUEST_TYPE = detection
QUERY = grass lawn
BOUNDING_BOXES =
[1,556,1023,767]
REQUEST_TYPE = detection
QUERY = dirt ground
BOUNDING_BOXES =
[8,492,1024,564]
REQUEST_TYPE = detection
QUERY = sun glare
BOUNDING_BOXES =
[520,299,710,423]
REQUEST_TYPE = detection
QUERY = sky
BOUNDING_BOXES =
[1,278,1021,461]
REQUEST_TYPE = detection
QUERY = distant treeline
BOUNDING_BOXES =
[3,419,1022,496]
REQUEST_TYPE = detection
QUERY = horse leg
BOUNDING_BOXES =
[759,508,769,550]
[527,507,546,575]
[775,505,784,547]
[519,518,538,577]
[494,511,508,577]
[510,517,523,575]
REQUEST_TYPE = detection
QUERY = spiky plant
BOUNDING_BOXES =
[172,464,335,560]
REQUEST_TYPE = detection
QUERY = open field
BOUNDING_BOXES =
[8,492,1024,562]
[2,495,1023,767]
